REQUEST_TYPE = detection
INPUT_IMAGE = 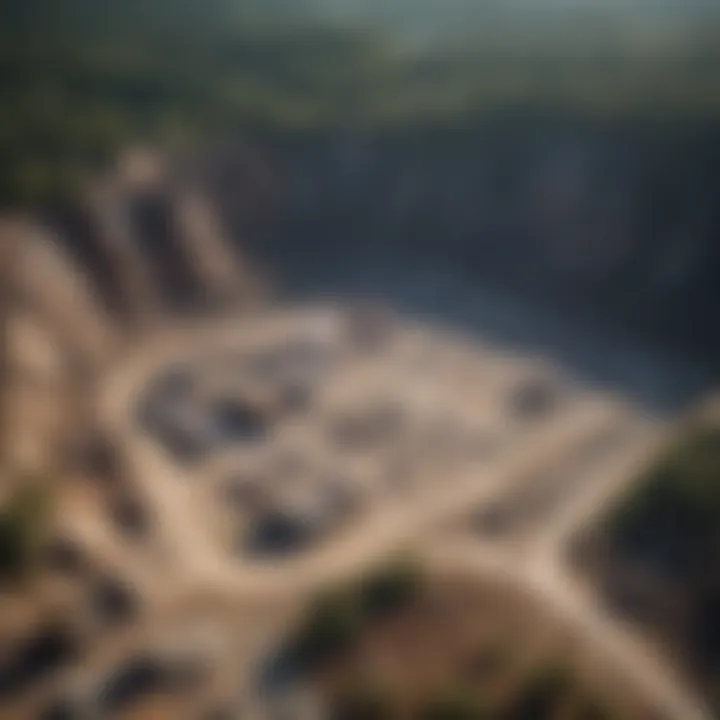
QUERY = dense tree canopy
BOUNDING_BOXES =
[3,0,720,207]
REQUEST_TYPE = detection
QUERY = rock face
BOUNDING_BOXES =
[42,150,259,336]
[9,126,719,389]
[2,124,718,471]
[200,126,720,368]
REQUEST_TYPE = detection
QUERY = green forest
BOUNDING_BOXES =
[3,0,720,206]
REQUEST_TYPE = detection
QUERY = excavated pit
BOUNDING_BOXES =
[197,126,720,411]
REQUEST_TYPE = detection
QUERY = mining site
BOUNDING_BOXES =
[0,122,716,720]
[3,4,720,716]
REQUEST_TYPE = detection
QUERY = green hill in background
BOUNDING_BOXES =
[3,0,720,207]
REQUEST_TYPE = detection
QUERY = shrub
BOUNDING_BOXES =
[287,555,425,671]
[291,587,364,667]
[421,688,488,720]
[0,484,50,583]
[331,680,398,720]
[360,554,424,617]
[575,697,612,720]
[0,509,31,580]
[506,664,574,720]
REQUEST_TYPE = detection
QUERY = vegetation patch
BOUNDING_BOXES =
[0,482,51,584]
[585,413,720,714]
[287,555,425,669]
[284,564,643,719]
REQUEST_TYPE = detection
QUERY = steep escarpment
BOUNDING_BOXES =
[203,123,720,373]
[7,122,718,425]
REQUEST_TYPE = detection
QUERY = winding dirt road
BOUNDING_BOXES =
[89,307,711,720]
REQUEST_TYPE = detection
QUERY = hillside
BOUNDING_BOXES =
[4,0,720,208]
[576,403,720,714]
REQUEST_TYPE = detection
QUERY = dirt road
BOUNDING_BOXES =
[89,308,710,719]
